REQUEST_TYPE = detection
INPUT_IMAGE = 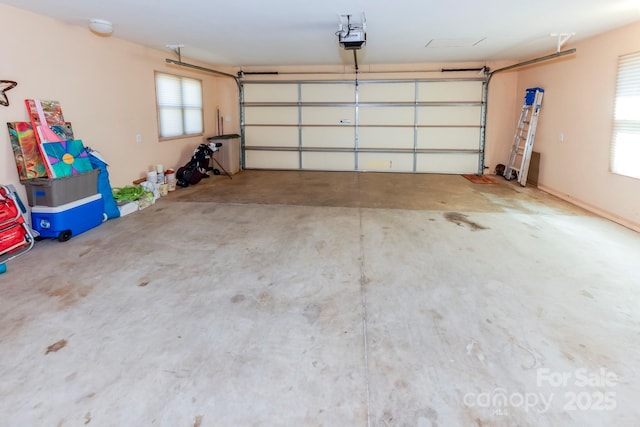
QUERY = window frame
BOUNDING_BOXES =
[610,51,640,180]
[155,71,204,141]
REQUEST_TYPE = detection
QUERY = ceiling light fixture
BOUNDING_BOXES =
[89,19,113,36]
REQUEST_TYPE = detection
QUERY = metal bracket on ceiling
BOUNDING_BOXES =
[550,33,575,53]
[163,44,240,90]
[338,13,367,34]
[166,44,185,62]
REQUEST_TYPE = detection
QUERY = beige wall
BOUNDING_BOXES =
[514,22,640,230]
[0,4,239,204]
[484,64,520,173]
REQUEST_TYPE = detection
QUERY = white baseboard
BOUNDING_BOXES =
[538,185,640,233]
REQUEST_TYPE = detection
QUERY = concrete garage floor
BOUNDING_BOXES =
[1,171,639,426]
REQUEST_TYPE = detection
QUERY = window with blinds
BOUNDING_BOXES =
[611,51,640,179]
[155,72,203,139]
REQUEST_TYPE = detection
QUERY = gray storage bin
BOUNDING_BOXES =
[23,169,99,207]
[207,134,241,175]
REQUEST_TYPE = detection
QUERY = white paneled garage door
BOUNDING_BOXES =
[241,79,486,174]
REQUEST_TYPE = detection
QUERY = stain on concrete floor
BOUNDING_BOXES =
[443,212,489,231]
[45,339,67,355]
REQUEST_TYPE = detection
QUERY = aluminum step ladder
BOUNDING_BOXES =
[504,87,544,186]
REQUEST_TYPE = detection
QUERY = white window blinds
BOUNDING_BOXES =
[156,73,203,139]
[611,52,640,179]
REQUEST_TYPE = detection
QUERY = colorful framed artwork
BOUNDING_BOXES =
[6,122,48,180]
[40,139,93,178]
[24,99,65,143]
[50,122,74,141]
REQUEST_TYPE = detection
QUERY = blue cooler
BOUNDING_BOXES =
[31,194,104,241]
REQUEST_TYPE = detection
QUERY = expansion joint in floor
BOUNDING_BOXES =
[358,207,372,427]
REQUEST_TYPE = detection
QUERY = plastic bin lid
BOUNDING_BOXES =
[207,134,240,141]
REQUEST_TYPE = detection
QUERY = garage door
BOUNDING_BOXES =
[241,79,486,174]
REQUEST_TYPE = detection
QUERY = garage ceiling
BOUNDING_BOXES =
[2,0,640,67]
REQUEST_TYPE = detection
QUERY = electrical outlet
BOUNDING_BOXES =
[559,132,564,143]
[136,134,142,143]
